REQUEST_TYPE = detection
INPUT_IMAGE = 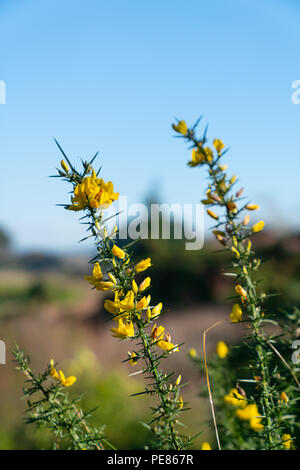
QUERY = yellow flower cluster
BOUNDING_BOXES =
[224,388,263,432]
[151,324,179,352]
[68,170,119,211]
[236,404,264,431]
[49,359,77,387]
[216,340,229,358]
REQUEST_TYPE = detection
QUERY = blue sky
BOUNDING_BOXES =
[0,0,300,252]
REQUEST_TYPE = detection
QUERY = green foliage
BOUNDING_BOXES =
[12,345,113,450]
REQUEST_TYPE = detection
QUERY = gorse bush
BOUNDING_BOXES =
[14,116,299,450]
[173,117,299,450]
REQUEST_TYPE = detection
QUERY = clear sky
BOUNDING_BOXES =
[0,0,300,252]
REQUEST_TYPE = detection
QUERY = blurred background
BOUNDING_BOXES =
[0,0,300,449]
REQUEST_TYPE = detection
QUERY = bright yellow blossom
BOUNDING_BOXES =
[204,147,213,162]
[85,262,114,291]
[132,279,138,293]
[231,246,240,259]
[201,442,212,450]
[59,370,77,387]
[236,403,263,432]
[128,351,138,365]
[172,120,188,135]
[175,374,182,386]
[216,341,229,358]
[189,348,197,358]
[110,318,134,339]
[151,302,163,317]
[112,245,126,259]
[282,434,292,449]
[246,204,260,211]
[49,359,60,381]
[213,138,225,154]
[224,388,247,408]
[151,325,178,352]
[134,258,152,272]
[178,396,184,409]
[207,209,219,220]
[280,391,289,403]
[250,417,264,431]
[139,277,151,292]
[235,284,247,299]
[69,174,119,211]
[60,159,69,173]
[119,290,135,312]
[230,303,243,323]
[252,221,264,233]
[188,148,205,167]
[136,295,151,310]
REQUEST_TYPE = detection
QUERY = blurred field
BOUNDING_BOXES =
[0,228,300,449]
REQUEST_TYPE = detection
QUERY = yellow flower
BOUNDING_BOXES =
[85,263,114,291]
[201,442,212,450]
[108,272,117,284]
[178,396,184,409]
[104,299,119,315]
[250,417,264,431]
[282,434,292,449]
[207,209,219,220]
[252,220,264,233]
[188,148,205,167]
[151,302,163,317]
[213,139,225,154]
[224,388,247,408]
[204,147,213,162]
[119,290,135,312]
[136,295,151,310]
[235,284,247,299]
[280,391,289,403]
[134,258,152,272]
[246,204,260,211]
[189,348,197,358]
[58,370,77,387]
[110,318,134,339]
[231,246,240,259]
[69,174,119,211]
[128,351,138,365]
[216,341,229,358]
[132,279,138,294]
[49,359,60,381]
[151,325,178,352]
[85,262,103,283]
[236,403,263,432]
[61,159,69,173]
[139,277,151,292]
[112,245,126,259]
[230,303,243,323]
[175,374,181,386]
[229,175,236,184]
[172,120,188,135]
